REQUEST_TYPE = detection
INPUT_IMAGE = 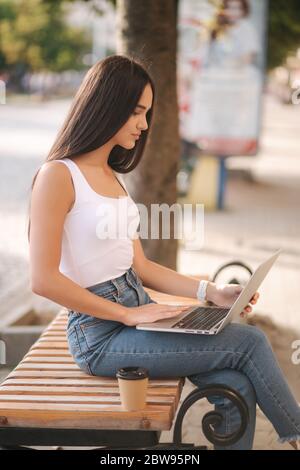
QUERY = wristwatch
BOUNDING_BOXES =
[197,280,209,302]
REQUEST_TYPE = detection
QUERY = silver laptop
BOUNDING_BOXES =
[136,250,282,336]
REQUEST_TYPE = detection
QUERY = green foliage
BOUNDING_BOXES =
[1,0,299,77]
[87,0,300,70]
[0,0,91,74]
[268,0,300,69]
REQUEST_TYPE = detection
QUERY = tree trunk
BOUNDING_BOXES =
[116,0,180,270]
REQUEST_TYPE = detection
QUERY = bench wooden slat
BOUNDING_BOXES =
[7,370,93,378]
[45,326,66,329]
[5,370,184,383]
[41,331,66,336]
[43,324,66,329]
[31,342,69,349]
[15,363,81,370]
[2,378,182,387]
[45,324,65,329]
[38,337,67,342]
[0,395,175,406]
[25,350,72,357]
[2,378,121,386]
[0,406,173,430]
[42,324,66,328]
[22,356,75,363]
[0,386,180,396]
[40,327,65,333]
[0,401,171,411]
[40,331,66,337]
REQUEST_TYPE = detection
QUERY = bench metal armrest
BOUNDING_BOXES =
[173,383,249,448]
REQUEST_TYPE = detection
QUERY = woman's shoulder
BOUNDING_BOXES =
[37,160,73,186]
[40,159,69,172]
[43,157,79,177]
[34,160,75,210]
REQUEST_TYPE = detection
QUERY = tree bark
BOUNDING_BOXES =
[116,0,180,270]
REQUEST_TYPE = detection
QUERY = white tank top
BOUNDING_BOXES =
[50,158,140,288]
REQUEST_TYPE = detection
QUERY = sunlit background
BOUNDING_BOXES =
[0,0,299,449]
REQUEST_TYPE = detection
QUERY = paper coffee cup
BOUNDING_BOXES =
[116,367,149,411]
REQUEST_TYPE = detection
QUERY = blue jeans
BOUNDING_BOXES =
[67,266,300,450]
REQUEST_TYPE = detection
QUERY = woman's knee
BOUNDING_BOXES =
[233,323,270,350]
[246,324,270,348]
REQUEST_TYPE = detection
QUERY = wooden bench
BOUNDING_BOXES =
[0,289,249,450]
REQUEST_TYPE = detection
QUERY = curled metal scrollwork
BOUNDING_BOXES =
[212,261,253,284]
[173,384,249,448]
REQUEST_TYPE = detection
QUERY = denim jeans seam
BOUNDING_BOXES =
[92,286,120,297]
[125,273,137,289]
[225,407,230,435]
[110,280,124,297]
[115,268,136,294]
[74,324,93,375]
[101,349,247,355]
[124,274,141,304]
[80,319,104,330]
[66,327,80,354]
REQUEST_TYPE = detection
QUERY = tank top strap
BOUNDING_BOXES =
[114,171,129,196]
[55,158,91,205]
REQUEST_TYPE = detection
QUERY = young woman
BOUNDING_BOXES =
[28,55,299,450]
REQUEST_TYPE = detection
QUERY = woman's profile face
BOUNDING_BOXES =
[112,83,153,150]
[224,0,246,23]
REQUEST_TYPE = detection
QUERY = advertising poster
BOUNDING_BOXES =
[178,0,267,155]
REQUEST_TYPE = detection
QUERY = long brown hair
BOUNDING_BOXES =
[28,54,155,240]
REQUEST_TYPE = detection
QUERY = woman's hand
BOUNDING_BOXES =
[123,303,191,327]
[207,282,260,317]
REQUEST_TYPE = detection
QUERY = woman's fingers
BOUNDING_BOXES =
[146,304,191,312]
[240,304,252,317]
[168,306,183,310]
[166,305,191,311]
[250,292,260,304]
[160,305,191,320]
[162,305,191,314]
[242,292,259,318]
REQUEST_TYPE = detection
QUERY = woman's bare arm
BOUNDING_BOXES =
[29,161,127,323]
[137,258,215,300]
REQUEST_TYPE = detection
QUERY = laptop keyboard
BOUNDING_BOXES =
[172,306,229,331]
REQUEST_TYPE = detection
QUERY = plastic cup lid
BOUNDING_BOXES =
[116,367,149,380]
